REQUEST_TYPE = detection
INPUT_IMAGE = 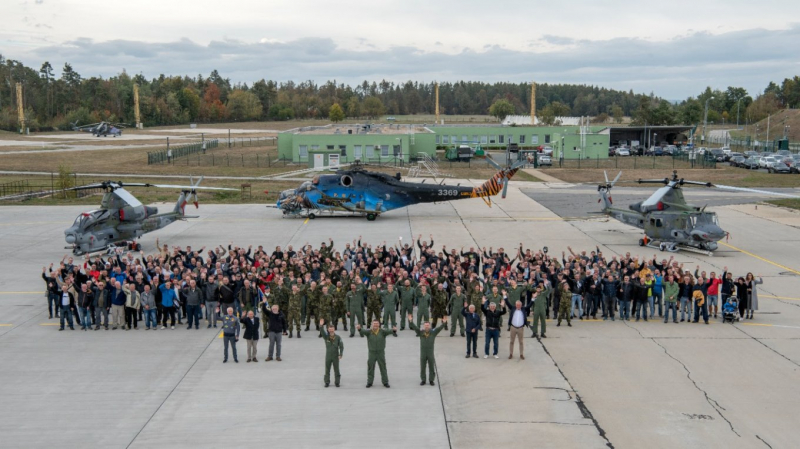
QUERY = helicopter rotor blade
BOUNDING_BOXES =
[604,170,609,185]
[151,184,236,191]
[486,157,502,170]
[713,184,800,199]
[611,171,622,186]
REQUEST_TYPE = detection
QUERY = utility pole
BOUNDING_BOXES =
[435,82,439,125]
[735,97,742,130]
[530,81,536,125]
[133,84,141,129]
[16,82,24,134]
[702,96,714,145]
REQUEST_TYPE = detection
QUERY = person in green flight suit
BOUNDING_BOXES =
[531,280,551,339]
[416,284,431,327]
[408,314,448,385]
[504,278,534,331]
[304,281,320,332]
[557,279,572,327]
[379,283,399,332]
[332,281,348,332]
[396,279,417,331]
[321,320,344,388]
[448,285,466,337]
[345,283,365,338]
[357,320,397,388]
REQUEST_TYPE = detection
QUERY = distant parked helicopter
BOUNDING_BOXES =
[597,170,800,255]
[64,177,235,255]
[275,159,524,220]
[72,121,127,137]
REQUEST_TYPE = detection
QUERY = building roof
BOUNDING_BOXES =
[287,124,433,135]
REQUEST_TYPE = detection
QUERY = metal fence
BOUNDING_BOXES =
[704,135,799,153]
[544,154,717,170]
[0,176,105,201]
[148,139,220,165]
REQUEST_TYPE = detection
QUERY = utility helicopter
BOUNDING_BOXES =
[72,121,126,137]
[64,177,235,255]
[275,159,524,220]
[597,170,800,255]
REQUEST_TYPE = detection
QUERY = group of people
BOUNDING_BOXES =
[41,236,765,386]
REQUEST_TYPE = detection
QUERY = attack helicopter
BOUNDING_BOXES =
[275,159,524,220]
[64,177,235,255]
[72,121,126,137]
[597,170,800,255]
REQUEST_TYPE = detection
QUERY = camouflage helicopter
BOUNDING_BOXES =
[597,170,800,255]
[64,177,235,255]
[71,121,126,137]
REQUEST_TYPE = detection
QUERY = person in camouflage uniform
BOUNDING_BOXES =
[365,283,382,325]
[557,279,572,327]
[304,281,320,331]
[469,282,485,324]
[448,285,467,337]
[317,285,334,338]
[431,283,448,328]
[416,284,431,327]
[396,279,417,331]
[286,284,303,338]
[331,281,347,331]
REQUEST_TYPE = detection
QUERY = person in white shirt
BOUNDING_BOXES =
[504,297,533,360]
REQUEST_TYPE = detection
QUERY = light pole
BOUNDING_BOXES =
[736,97,743,130]
[702,96,714,145]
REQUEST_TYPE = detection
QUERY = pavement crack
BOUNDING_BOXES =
[538,340,614,449]
[732,325,800,368]
[756,434,773,448]
[433,363,453,449]
[648,335,740,437]
[446,420,591,426]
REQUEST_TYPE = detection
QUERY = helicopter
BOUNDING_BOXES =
[72,121,126,137]
[275,159,525,220]
[597,170,800,255]
[64,177,236,255]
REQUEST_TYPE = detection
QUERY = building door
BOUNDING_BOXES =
[328,154,340,167]
[314,154,324,168]
[354,145,362,160]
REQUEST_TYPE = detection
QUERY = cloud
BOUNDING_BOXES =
[21,24,800,99]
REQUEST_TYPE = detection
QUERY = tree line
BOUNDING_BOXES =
[0,54,798,131]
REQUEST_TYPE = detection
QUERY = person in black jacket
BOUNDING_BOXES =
[57,284,75,331]
[461,303,482,358]
[481,298,506,359]
[261,301,288,362]
[240,311,260,362]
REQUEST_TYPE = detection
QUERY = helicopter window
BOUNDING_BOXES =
[655,219,663,228]
[312,176,319,185]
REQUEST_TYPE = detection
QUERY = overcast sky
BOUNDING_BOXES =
[3,0,799,99]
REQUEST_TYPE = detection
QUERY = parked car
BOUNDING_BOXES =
[790,160,800,174]
[615,147,630,156]
[720,146,732,156]
[608,147,616,157]
[663,145,677,155]
[767,161,791,174]
[538,155,552,166]
[742,157,760,170]
[729,155,745,167]
[709,149,726,162]
[776,150,792,157]
[696,147,708,155]
[758,156,778,169]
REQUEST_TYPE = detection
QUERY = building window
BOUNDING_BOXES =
[519,135,525,144]
[531,135,538,144]
[436,135,441,144]
[481,136,488,144]
[507,135,514,144]
[442,135,449,144]
[461,135,468,143]
[451,135,457,144]
[472,135,478,143]
[366,145,375,158]
[299,145,308,158]
[354,145,362,160]
[339,145,347,156]
[499,135,504,144]
[327,145,335,150]
[544,135,551,144]
[380,145,390,157]
[311,144,320,150]
[490,135,496,144]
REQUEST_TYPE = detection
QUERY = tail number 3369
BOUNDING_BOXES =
[437,189,458,196]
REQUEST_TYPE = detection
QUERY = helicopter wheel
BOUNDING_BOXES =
[366,213,377,221]
[638,239,645,247]
[659,243,666,251]
[308,213,316,219]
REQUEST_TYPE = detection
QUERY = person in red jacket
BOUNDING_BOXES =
[706,272,723,319]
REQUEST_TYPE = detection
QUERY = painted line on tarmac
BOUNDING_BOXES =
[742,323,800,330]
[304,218,309,224]
[0,291,44,294]
[0,324,12,326]
[718,242,800,276]
[39,323,60,326]
[763,294,800,301]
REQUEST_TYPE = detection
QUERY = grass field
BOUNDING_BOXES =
[767,199,800,211]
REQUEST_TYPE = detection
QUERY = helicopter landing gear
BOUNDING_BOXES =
[366,213,377,221]
[638,238,645,247]
[308,213,316,219]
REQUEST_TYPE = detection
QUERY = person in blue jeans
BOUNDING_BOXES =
[481,298,506,359]
[140,285,158,330]
[58,285,75,331]
[652,271,663,317]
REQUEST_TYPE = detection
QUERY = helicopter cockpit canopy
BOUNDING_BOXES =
[73,210,108,229]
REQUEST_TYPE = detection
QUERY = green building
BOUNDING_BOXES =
[278,123,610,166]
[278,124,436,167]
[430,125,610,160]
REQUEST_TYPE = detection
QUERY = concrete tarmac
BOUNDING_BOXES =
[1,180,799,448]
